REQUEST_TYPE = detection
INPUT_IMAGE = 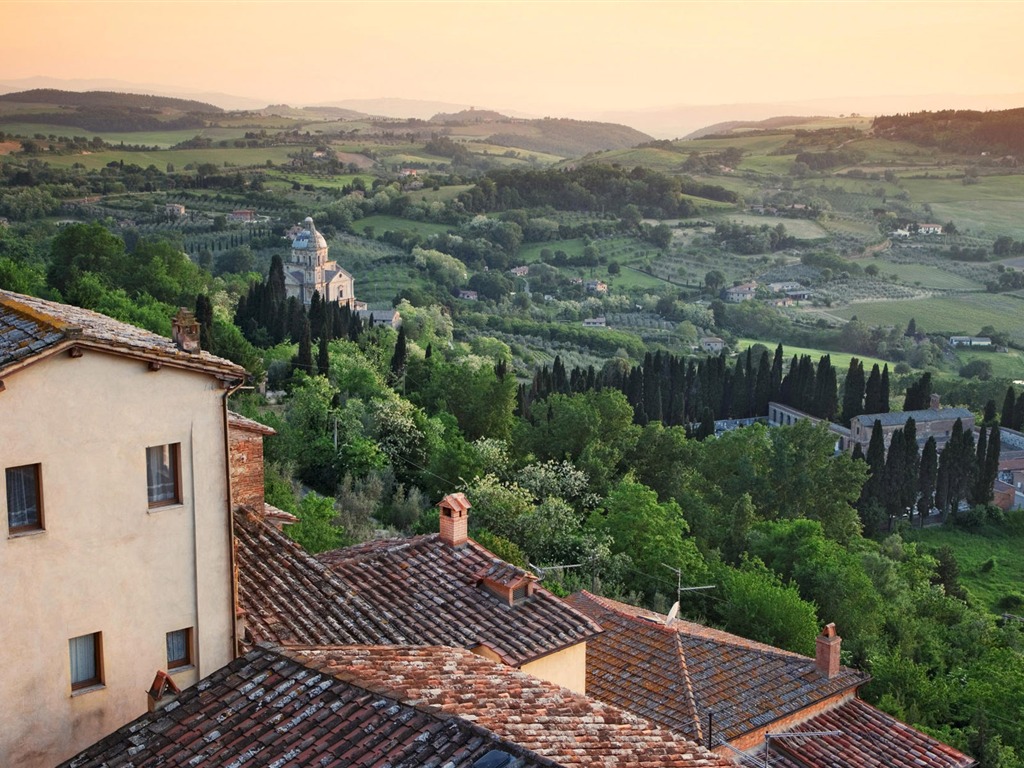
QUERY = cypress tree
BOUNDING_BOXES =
[753,350,772,417]
[770,343,784,402]
[883,429,907,526]
[730,357,748,418]
[903,372,932,412]
[985,425,1002,502]
[864,364,883,414]
[696,408,715,441]
[863,419,886,509]
[880,364,891,412]
[969,426,989,506]
[1001,386,1016,429]
[389,326,408,387]
[294,317,313,374]
[902,418,920,514]
[268,254,286,306]
[842,358,865,426]
[815,355,838,421]
[982,399,998,426]
[194,293,214,352]
[917,436,938,525]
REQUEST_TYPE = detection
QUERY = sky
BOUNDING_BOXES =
[3,1,1023,118]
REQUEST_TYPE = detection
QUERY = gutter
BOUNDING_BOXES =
[222,377,247,658]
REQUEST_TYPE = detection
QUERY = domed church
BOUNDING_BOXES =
[283,217,358,307]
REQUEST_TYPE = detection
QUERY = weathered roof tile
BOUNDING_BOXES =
[316,536,602,667]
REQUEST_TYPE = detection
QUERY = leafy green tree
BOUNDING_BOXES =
[286,492,347,554]
[591,477,707,602]
[48,222,130,296]
[715,557,819,655]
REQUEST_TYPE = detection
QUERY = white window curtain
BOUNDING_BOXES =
[146,446,176,503]
[167,630,188,665]
[6,466,39,528]
[69,634,96,685]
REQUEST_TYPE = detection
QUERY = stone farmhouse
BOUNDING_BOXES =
[0,291,247,766]
[2,289,975,767]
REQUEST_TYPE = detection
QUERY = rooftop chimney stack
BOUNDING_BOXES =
[438,492,471,547]
[146,670,182,713]
[172,308,201,354]
[930,393,942,410]
[815,623,841,679]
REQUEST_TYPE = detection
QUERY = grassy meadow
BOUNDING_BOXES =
[735,339,891,373]
[907,518,1024,615]
[831,293,1024,344]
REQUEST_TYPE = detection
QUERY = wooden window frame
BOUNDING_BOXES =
[166,628,193,670]
[69,632,103,692]
[146,444,182,508]
[6,463,44,534]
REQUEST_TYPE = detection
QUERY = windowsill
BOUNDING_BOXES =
[147,502,184,514]
[8,528,45,540]
[71,683,105,697]
[168,664,195,675]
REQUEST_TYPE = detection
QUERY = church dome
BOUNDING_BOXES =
[292,216,328,251]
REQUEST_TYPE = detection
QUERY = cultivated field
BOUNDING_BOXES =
[735,339,892,373]
[831,293,1024,344]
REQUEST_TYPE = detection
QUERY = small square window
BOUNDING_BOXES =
[166,628,192,670]
[146,444,181,507]
[69,632,103,691]
[6,464,43,533]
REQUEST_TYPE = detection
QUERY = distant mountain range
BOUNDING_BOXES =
[1,76,1021,140]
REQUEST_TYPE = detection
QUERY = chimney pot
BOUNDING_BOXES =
[172,308,201,354]
[146,670,181,713]
[815,623,841,679]
[438,492,471,547]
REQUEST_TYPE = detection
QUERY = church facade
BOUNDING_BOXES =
[283,217,358,307]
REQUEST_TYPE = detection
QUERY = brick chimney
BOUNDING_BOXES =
[439,492,471,547]
[930,393,942,410]
[172,308,201,354]
[815,623,841,678]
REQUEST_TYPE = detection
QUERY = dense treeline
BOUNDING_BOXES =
[0,89,222,113]
[457,165,738,218]
[234,325,1023,766]
[873,108,1024,155]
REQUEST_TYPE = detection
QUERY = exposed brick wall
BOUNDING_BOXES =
[724,690,857,752]
[229,427,265,509]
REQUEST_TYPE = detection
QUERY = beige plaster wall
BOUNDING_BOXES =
[521,642,587,695]
[0,350,235,767]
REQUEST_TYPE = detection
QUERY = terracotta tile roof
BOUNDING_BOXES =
[566,591,866,744]
[227,409,277,435]
[0,289,244,380]
[59,646,555,768]
[290,644,734,768]
[317,535,602,667]
[750,698,975,768]
[234,507,411,647]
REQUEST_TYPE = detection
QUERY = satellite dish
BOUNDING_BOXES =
[666,601,680,626]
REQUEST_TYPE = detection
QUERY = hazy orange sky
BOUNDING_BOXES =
[3,1,1023,115]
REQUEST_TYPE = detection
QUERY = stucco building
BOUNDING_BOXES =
[0,291,247,767]
[284,216,358,307]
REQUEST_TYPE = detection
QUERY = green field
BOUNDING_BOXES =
[736,339,891,373]
[954,349,1024,381]
[16,145,299,170]
[860,260,986,290]
[906,517,1024,615]
[357,215,454,238]
[519,238,587,263]
[705,213,829,240]
[408,184,474,203]
[832,293,1024,344]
